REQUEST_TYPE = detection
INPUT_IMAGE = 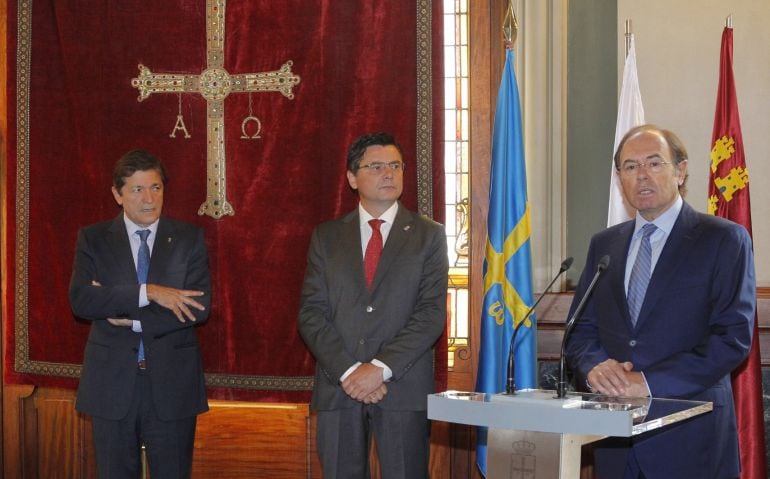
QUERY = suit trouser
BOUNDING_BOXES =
[317,403,430,479]
[91,368,198,479]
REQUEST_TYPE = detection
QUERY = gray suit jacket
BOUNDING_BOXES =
[298,203,448,411]
[69,214,211,421]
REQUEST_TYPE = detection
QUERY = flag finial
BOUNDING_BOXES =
[503,1,518,49]
[725,14,733,28]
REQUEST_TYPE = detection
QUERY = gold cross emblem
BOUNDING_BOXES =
[131,0,301,219]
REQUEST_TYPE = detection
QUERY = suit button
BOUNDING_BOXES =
[359,339,365,345]
[629,339,637,347]
[366,306,374,312]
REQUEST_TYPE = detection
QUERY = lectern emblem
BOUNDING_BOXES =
[510,440,536,478]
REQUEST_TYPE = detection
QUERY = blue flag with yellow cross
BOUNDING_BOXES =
[475,48,536,476]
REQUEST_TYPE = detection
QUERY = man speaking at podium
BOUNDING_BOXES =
[566,125,755,478]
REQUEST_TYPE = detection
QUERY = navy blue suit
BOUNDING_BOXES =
[70,214,211,421]
[566,202,755,478]
[70,214,210,478]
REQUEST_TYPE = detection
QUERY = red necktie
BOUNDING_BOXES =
[364,219,384,289]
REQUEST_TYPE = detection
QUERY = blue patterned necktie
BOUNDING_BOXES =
[627,223,657,326]
[136,229,151,362]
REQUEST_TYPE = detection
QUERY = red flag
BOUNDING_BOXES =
[709,26,767,479]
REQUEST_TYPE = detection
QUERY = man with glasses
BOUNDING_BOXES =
[298,132,448,478]
[566,125,755,478]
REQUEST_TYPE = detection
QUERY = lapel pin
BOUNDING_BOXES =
[403,225,411,231]
[167,237,172,243]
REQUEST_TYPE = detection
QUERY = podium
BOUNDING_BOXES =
[428,389,712,479]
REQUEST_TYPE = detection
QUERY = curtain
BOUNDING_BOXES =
[4,0,444,402]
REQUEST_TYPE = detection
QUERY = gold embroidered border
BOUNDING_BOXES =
[416,0,434,218]
[13,0,434,390]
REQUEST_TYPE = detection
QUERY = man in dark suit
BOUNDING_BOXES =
[298,132,448,478]
[566,125,755,478]
[69,150,211,479]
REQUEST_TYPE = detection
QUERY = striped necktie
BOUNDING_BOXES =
[627,223,657,325]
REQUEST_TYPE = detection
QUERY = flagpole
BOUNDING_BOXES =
[624,19,632,57]
[607,18,644,226]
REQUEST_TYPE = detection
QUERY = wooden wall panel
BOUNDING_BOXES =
[3,385,33,479]
[193,401,319,478]
[3,388,323,479]
[1,387,453,478]
[35,393,82,478]
[2,385,96,479]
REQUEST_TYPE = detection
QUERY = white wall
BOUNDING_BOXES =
[517,0,570,291]
[618,0,770,285]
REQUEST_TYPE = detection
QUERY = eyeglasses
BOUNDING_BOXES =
[618,160,671,176]
[358,161,405,174]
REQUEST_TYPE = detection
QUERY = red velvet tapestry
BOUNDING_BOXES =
[4,0,445,402]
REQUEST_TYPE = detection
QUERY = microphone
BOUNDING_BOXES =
[505,257,574,395]
[556,255,610,398]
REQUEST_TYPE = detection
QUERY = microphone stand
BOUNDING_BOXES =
[505,257,573,395]
[556,255,610,399]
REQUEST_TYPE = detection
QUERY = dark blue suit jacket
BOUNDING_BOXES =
[70,214,211,421]
[566,202,755,478]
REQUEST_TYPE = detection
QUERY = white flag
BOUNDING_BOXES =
[607,34,645,226]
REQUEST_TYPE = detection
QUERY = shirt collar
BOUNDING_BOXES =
[122,213,159,238]
[633,195,682,237]
[358,202,398,226]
